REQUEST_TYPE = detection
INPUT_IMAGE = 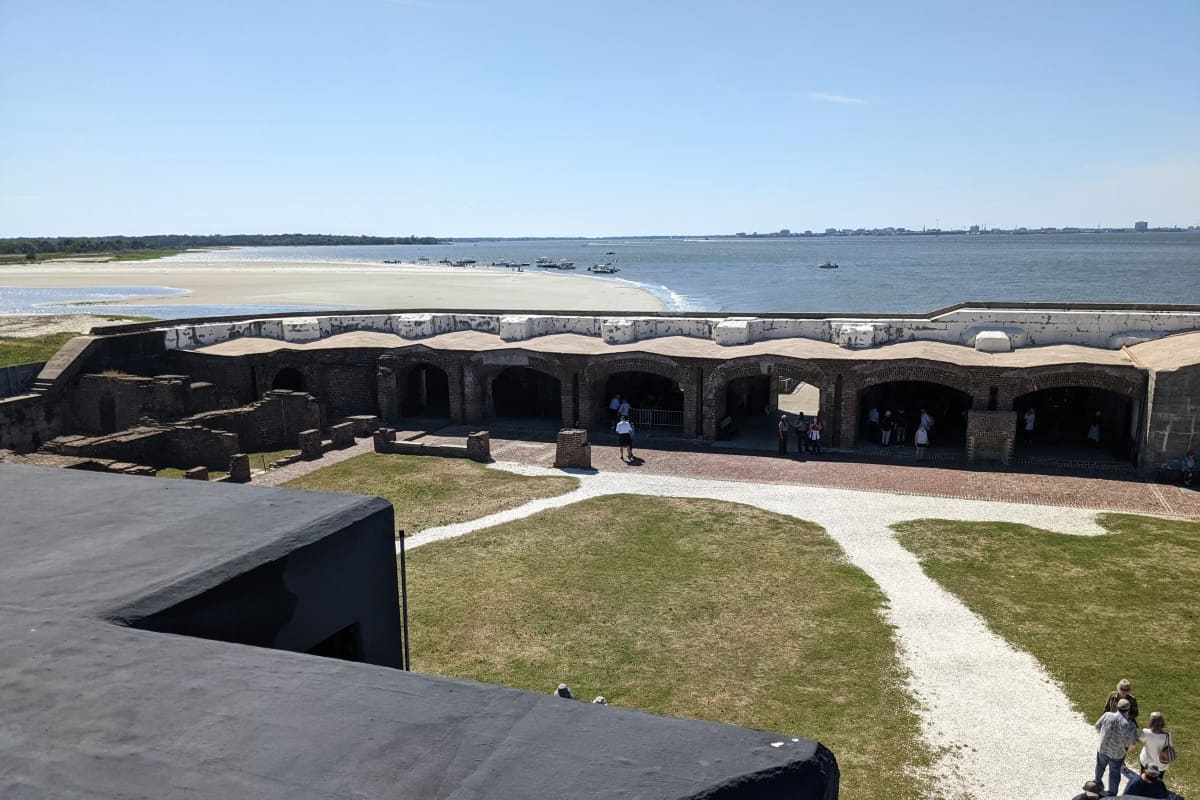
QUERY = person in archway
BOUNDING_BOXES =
[777,415,789,455]
[615,416,635,461]
[867,405,880,442]
[1088,412,1102,446]
[808,417,822,454]
[915,423,929,459]
[608,394,621,427]
[794,413,809,454]
[920,408,935,440]
[895,408,908,445]
[1023,407,1036,445]
[618,397,632,421]
[1182,449,1196,486]
[880,410,895,446]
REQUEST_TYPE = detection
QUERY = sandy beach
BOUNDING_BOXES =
[0,258,665,315]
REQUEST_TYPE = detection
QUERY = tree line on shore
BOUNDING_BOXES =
[0,234,441,259]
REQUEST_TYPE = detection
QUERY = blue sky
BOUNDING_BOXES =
[1,0,1197,237]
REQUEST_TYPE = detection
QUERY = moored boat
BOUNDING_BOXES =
[818,260,839,269]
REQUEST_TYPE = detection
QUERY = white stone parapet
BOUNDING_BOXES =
[158,307,1200,353]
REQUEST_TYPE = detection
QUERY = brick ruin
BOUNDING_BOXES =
[1,304,1197,477]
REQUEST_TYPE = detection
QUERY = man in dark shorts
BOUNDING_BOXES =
[615,416,635,461]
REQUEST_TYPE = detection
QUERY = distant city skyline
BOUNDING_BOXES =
[1,0,1198,238]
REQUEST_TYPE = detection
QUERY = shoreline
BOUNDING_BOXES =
[0,258,667,315]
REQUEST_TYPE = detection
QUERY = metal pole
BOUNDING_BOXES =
[398,528,411,671]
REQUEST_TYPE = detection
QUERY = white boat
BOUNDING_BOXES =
[555,260,576,270]
[587,262,620,274]
[535,257,557,268]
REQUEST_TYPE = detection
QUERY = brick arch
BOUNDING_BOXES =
[376,349,466,423]
[701,357,830,438]
[850,361,978,401]
[579,353,693,434]
[257,359,319,400]
[1003,366,1144,408]
[468,352,574,423]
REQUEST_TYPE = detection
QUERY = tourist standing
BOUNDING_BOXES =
[618,397,632,421]
[1138,712,1173,776]
[794,413,809,454]
[867,406,880,442]
[777,415,789,455]
[880,411,895,446]
[1180,449,1195,486]
[608,394,621,427]
[1088,412,1102,446]
[915,424,929,459]
[1023,407,1036,445]
[1104,679,1139,726]
[1094,699,1139,796]
[615,417,635,461]
[808,417,822,454]
[920,408,935,437]
[895,408,908,445]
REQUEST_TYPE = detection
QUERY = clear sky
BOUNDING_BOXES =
[2,0,1198,237]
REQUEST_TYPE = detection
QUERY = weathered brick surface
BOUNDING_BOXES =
[554,429,592,469]
[299,429,323,461]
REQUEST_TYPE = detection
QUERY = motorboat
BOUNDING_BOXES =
[535,257,557,268]
[555,260,576,270]
[604,250,616,255]
[587,262,620,274]
[818,260,839,269]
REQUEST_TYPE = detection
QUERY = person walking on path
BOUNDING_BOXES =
[1094,698,1140,796]
[1104,680,1139,727]
[1023,407,1036,445]
[615,416,635,461]
[1137,712,1173,776]
[777,415,789,456]
[915,424,930,459]
[808,417,822,454]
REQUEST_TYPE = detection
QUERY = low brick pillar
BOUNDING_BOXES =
[330,422,356,449]
[228,453,251,483]
[466,431,491,462]
[554,428,592,469]
[184,466,209,480]
[299,429,323,461]
[347,414,381,437]
[373,427,397,453]
[965,410,1017,464]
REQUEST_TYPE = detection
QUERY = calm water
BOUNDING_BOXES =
[5,234,1197,318]
[167,233,1200,313]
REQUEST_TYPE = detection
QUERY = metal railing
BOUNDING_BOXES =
[631,408,683,429]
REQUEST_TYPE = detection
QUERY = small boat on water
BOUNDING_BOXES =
[383,259,402,264]
[535,257,556,268]
[604,250,616,255]
[556,260,576,270]
[587,262,620,274]
[818,260,839,269]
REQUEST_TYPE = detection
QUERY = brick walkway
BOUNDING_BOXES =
[253,426,1200,519]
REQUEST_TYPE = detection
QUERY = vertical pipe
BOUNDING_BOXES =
[398,528,411,671]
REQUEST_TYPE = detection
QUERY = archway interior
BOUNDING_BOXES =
[492,367,561,420]
[860,381,972,445]
[603,372,683,426]
[1014,387,1134,461]
[725,375,772,422]
[272,368,305,392]
[401,364,450,417]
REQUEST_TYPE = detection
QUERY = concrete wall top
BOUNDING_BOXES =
[145,305,1200,355]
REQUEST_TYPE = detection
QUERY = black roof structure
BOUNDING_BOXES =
[0,464,838,799]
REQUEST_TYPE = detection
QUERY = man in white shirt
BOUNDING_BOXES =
[615,417,635,461]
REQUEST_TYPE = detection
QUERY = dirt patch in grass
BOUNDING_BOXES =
[895,513,1200,799]
[408,495,931,800]
[283,452,578,535]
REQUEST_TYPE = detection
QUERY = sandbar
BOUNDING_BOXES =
[0,258,666,313]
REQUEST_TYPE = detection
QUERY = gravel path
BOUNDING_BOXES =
[404,463,1119,799]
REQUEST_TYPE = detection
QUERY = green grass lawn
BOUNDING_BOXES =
[284,452,579,536]
[0,333,78,367]
[408,494,932,800]
[895,513,1199,798]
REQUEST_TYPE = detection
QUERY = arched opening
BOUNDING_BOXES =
[859,381,972,448]
[603,371,684,429]
[401,364,450,418]
[272,368,306,392]
[491,367,561,421]
[1014,386,1136,462]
